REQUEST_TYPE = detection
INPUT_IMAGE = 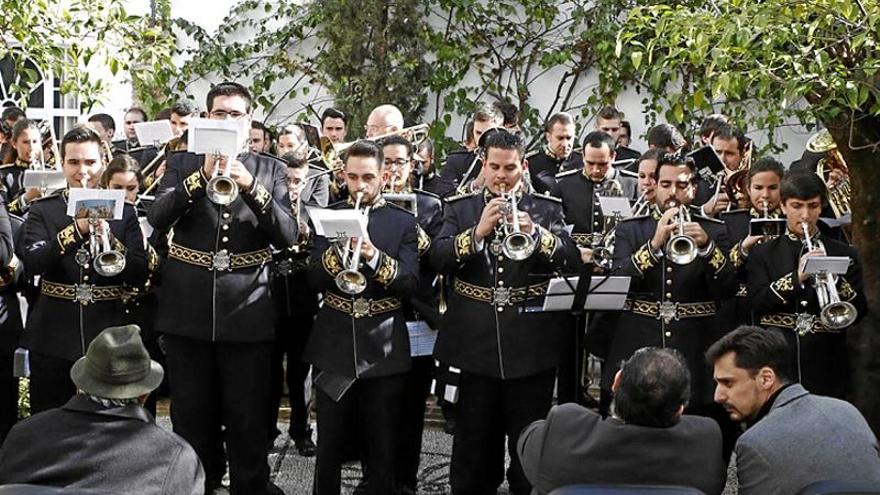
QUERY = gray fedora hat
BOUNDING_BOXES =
[70,325,164,400]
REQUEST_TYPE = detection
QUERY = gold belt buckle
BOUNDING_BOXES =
[352,297,371,318]
[658,301,678,324]
[212,249,231,271]
[75,284,95,305]
[493,287,511,306]
[796,313,816,336]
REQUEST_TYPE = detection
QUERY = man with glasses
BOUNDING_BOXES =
[148,81,296,495]
[364,104,404,139]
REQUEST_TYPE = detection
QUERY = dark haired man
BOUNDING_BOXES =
[87,113,116,144]
[647,123,687,154]
[19,125,148,413]
[320,108,348,144]
[701,124,749,216]
[699,114,729,146]
[148,81,296,495]
[249,120,272,154]
[170,100,198,137]
[304,139,419,495]
[607,152,737,420]
[434,103,504,197]
[745,171,865,399]
[526,112,584,194]
[708,326,880,493]
[431,129,580,495]
[518,347,724,495]
[618,120,633,148]
[114,107,160,168]
[596,105,640,162]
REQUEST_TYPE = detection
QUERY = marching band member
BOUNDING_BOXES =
[2,119,44,216]
[148,82,296,495]
[746,170,866,400]
[434,104,504,197]
[527,112,584,195]
[304,140,419,495]
[19,125,148,413]
[430,129,579,495]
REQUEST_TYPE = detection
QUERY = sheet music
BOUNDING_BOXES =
[187,118,249,157]
[133,120,174,146]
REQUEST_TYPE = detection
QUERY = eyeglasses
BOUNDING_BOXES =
[384,158,410,168]
[364,124,387,133]
[210,110,247,120]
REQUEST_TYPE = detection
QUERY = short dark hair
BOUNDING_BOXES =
[749,156,785,181]
[493,101,519,127]
[636,147,665,168]
[321,107,348,127]
[711,124,747,153]
[88,113,116,132]
[699,114,729,139]
[345,140,383,168]
[206,82,252,113]
[780,170,828,205]
[170,100,198,117]
[473,103,501,124]
[647,124,686,151]
[597,105,622,122]
[614,347,691,427]
[482,128,524,159]
[282,151,309,170]
[101,154,143,188]
[417,138,433,159]
[154,108,173,121]
[582,130,616,154]
[545,112,574,133]
[620,120,632,138]
[654,151,696,181]
[378,134,414,158]
[125,107,148,122]
[705,326,793,383]
[251,120,272,142]
[61,125,104,160]
[2,107,26,122]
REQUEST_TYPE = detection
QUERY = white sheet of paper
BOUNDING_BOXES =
[22,170,66,191]
[187,118,248,157]
[598,196,633,219]
[407,321,438,357]
[66,188,126,219]
[542,276,631,312]
[134,120,174,146]
[307,207,368,238]
[803,256,850,275]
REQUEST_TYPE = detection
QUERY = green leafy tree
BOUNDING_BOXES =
[603,0,880,432]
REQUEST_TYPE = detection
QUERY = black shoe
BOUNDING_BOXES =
[443,415,456,435]
[294,436,316,457]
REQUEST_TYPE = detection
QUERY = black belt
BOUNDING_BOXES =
[760,313,840,335]
[453,278,548,307]
[169,242,271,271]
[323,292,401,319]
[41,280,126,305]
[624,299,716,324]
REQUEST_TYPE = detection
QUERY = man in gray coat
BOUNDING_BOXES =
[517,347,725,495]
[0,325,204,495]
[708,325,880,494]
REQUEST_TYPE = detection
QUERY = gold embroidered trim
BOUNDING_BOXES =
[183,170,204,197]
[454,227,476,261]
[56,223,80,254]
[322,247,344,276]
[416,225,431,257]
[631,242,657,274]
[537,226,558,258]
[708,246,727,273]
[7,197,22,216]
[40,280,126,304]
[323,292,401,319]
[760,313,839,334]
[736,283,748,297]
[838,278,856,301]
[249,181,272,213]
[730,242,745,269]
[453,278,548,306]
[374,252,399,288]
[168,242,271,270]
[624,299,716,319]
[572,233,604,248]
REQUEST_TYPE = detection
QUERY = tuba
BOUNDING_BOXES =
[498,183,536,260]
[665,200,697,265]
[807,129,851,219]
[334,189,371,295]
[801,222,857,331]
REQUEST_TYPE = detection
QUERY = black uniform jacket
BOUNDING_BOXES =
[430,189,581,379]
[555,169,638,247]
[435,149,479,198]
[1,160,28,216]
[399,189,444,329]
[527,149,583,195]
[304,197,419,380]
[746,230,866,398]
[607,206,738,400]
[112,139,160,169]
[19,190,147,361]
[147,150,297,343]
[0,205,21,355]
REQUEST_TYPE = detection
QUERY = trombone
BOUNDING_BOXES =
[329,124,430,156]
[498,183,535,260]
[665,200,698,265]
[800,222,857,331]
[80,177,126,277]
[335,188,371,295]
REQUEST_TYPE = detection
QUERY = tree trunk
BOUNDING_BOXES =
[826,119,880,436]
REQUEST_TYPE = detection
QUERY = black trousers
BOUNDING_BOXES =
[394,355,434,489]
[556,319,583,405]
[451,369,555,495]
[314,373,406,495]
[164,335,273,495]
[268,312,314,442]
[0,355,17,444]
[28,352,76,414]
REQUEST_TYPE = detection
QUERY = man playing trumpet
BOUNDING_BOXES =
[304,140,419,495]
[430,129,579,495]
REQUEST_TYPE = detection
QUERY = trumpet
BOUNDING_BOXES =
[80,177,126,277]
[592,191,651,270]
[801,222,857,330]
[665,201,697,265]
[335,189,371,295]
[498,184,535,260]
[206,152,240,206]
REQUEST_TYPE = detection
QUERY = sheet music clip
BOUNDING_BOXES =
[538,276,631,312]
[803,256,850,276]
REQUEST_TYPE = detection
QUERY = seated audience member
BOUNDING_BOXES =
[517,347,725,495]
[0,325,204,495]
[708,326,880,494]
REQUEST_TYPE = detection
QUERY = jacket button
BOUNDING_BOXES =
[221,236,229,243]
[83,275,89,281]
[666,267,673,273]
[223,212,231,219]
[665,331,672,338]
[498,281,505,287]
[665,292,672,298]
[801,300,808,307]
[498,267,504,273]
[222,225,229,231]
[666,279,672,285]
[496,306,504,312]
